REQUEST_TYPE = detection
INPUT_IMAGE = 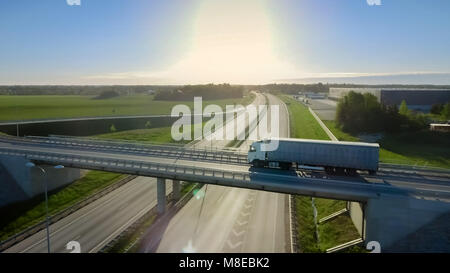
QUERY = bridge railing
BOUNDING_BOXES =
[379,162,450,175]
[28,135,243,154]
[2,135,249,165]
[0,147,251,183]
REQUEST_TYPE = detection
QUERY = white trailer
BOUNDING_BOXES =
[248,138,379,175]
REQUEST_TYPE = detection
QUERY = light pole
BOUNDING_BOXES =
[25,162,64,253]
[14,89,19,137]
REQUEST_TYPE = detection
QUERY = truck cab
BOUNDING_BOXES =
[247,141,266,165]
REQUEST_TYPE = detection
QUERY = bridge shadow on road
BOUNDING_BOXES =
[136,203,179,253]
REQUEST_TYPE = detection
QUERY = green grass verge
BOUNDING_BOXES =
[295,196,320,252]
[314,199,364,251]
[180,182,197,197]
[280,94,363,253]
[279,95,329,140]
[323,120,450,169]
[95,120,211,145]
[96,126,185,144]
[0,93,255,121]
[106,214,157,253]
[0,171,126,241]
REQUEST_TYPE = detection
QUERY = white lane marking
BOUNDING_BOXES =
[240,211,250,217]
[272,193,278,252]
[226,240,243,249]
[236,220,248,226]
[288,194,294,253]
[232,229,246,237]
[89,199,158,253]
[19,180,158,253]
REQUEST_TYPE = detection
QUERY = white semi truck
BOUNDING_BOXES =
[248,138,379,175]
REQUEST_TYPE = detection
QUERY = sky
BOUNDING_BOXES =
[1,0,450,85]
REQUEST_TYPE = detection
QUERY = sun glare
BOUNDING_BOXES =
[158,0,298,84]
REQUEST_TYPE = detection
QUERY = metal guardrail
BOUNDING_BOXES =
[326,238,364,253]
[0,135,249,165]
[0,175,137,252]
[0,147,251,183]
[379,163,450,174]
[318,208,349,224]
[29,135,246,155]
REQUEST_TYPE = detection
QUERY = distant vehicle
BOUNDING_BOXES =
[429,123,450,132]
[248,138,379,175]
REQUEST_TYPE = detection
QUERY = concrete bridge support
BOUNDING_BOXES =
[348,201,365,237]
[157,177,166,215]
[172,180,181,201]
[0,155,83,207]
[363,195,450,252]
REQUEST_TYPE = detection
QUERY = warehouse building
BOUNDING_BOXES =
[329,88,450,112]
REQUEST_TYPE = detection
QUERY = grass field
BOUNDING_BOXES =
[280,95,329,140]
[0,93,254,121]
[0,171,126,241]
[280,94,363,253]
[323,120,450,169]
[96,126,185,144]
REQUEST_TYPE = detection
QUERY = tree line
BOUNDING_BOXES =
[0,85,175,96]
[153,84,244,101]
[430,103,450,120]
[336,91,430,134]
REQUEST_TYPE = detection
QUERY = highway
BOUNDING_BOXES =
[2,93,266,253]
[152,94,291,253]
[2,93,449,253]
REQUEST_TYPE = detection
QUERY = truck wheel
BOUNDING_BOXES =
[346,169,357,176]
[325,167,334,175]
[335,167,345,176]
[252,160,263,168]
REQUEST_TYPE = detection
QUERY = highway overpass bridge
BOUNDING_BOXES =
[1,135,449,251]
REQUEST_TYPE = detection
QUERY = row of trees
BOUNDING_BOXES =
[154,84,244,101]
[257,83,328,94]
[336,91,429,134]
[0,85,175,96]
[430,103,450,119]
[92,90,120,100]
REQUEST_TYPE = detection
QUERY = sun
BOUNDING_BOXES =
[158,0,298,84]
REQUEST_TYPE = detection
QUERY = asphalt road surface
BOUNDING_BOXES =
[305,98,337,121]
